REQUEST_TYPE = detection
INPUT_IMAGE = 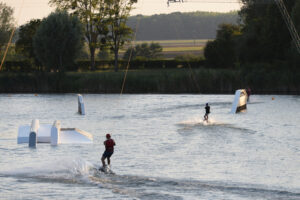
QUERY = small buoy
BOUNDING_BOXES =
[272,97,275,100]
[34,94,38,96]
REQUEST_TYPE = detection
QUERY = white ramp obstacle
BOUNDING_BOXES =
[78,94,85,115]
[18,120,93,147]
[231,89,248,114]
[59,128,93,144]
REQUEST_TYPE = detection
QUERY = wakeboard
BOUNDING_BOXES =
[98,166,115,174]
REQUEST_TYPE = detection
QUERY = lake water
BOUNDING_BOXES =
[0,94,299,200]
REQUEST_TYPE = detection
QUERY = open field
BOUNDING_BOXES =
[122,39,209,58]
[2,40,208,61]
[133,39,209,46]
[162,46,204,52]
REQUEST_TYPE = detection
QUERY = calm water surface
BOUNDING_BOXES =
[0,94,299,200]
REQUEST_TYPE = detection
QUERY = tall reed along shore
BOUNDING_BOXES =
[0,68,299,94]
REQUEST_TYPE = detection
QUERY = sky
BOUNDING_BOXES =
[2,0,242,26]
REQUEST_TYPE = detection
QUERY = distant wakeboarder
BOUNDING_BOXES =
[101,133,116,170]
[204,103,210,122]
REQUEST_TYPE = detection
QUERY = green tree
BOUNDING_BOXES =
[105,0,137,72]
[0,2,14,55]
[135,43,149,58]
[204,23,241,68]
[123,42,162,60]
[148,43,163,58]
[97,48,113,59]
[122,46,136,60]
[238,0,298,64]
[204,40,221,67]
[33,11,83,72]
[292,0,300,33]
[15,19,41,68]
[49,0,108,71]
[291,0,300,64]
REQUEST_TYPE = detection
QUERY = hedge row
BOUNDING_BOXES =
[1,60,35,72]
[0,68,299,94]
[2,59,206,72]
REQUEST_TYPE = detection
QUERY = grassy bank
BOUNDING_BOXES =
[0,68,299,94]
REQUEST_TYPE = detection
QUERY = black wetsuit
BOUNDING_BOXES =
[205,105,210,115]
[204,105,210,121]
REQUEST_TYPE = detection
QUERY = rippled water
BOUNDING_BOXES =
[0,94,299,200]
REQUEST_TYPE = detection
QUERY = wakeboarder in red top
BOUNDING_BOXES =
[101,133,116,169]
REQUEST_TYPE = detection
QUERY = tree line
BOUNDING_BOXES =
[1,0,137,73]
[127,11,238,40]
[1,1,237,73]
[4,1,216,74]
[0,2,14,57]
[0,1,239,73]
[1,0,299,75]
[204,0,300,69]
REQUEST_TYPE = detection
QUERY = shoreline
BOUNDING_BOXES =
[1,90,299,95]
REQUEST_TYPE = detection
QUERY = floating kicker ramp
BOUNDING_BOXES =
[231,89,248,113]
[18,119,93,147]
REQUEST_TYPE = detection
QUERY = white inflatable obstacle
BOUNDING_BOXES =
[51,120,61,146]
[17,119,93,146]
[78,94,85,115]
[29,119,39,148]
[231,89,248,113]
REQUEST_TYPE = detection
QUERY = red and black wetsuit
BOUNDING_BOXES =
[102,139,116,159]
